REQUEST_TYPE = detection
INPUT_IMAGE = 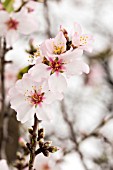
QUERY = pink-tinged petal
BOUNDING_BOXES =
[61,49,83,63]
[72,33,80,47]
[40,41,48,56]
[20,107,35,123]
[0,11,9,35]
[8,86,18,98]
[29,63,50,82]
[35,104,52,121]
[65,59,89,76]
[53,92,64,100]
[15,77,34,94]
[45,38,54,54]
[16,103,34,123]
[0,11,9,23]
[5,30,19,46]
[79,34,93,52]
[54,31,66,52]
[10,93,25,110]
[44,91,63,103]
[80,45,93,53]
[48,74,67,93]
[74,22,82,35]
[16,9,38,34]
[44,91,57,104]
[82,63,90,74]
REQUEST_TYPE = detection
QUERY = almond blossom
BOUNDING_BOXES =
[40,31,67,57]
[9,73,62,123]
[29,30,89,94]
[0,8,38,46]
[29,49,89,93]
[72,22,93,52]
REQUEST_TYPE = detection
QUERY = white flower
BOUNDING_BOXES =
[9,73,63,123]
[0,9,38,46]
[29,49,89,93]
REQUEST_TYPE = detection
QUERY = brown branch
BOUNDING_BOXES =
[44,0,52,38]
[61,100,89,170]
[27,113,39,170]
[0,37,7,158]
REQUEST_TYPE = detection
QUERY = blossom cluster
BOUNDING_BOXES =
[0,1,38,46]
[9,23,93,123]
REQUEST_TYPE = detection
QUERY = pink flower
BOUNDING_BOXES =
[40,31,67,57]
[72,22,93,52]
[29,49,89,93]
[0,9,38,46]
[9,74,62,123]
[0,160,9,170]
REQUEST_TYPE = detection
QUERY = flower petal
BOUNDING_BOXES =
[65,59,89,76]
[16,103,34,123]
[74,22,82,34]
[29,63,50,82]
[48,74,67,93]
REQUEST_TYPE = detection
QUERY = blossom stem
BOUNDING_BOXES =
[0,37,6,158]
[0,37,13,159]
[27,113,39,170]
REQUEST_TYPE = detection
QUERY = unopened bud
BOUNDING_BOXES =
[38,128,45,138]
[48,146,59,153]
[16,152,21,159]
[28,128,33,134]
[18,137,26,147]
[43,150,50,157]
[39,138,44,147]
[44,141,52,148]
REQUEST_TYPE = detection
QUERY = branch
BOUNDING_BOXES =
[61,100,89,170]
[27,113,39,170]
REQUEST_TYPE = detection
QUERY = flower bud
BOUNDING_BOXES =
[43,150,50,157]
[48,146,59,153]
[28,128,33,135]
[38,128,45,139]
[44,141,52,148]
[39,138,44,147]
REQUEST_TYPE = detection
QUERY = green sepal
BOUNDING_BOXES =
[2,0,15,13]
[17,65,33,79]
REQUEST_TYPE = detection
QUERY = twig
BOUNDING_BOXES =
[61,100,89,170]
[27,113,39,170]
[44,0,52,38]
[0,37,6,158]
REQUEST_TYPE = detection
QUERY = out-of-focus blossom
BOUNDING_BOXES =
[86,63,105,86]
[72,22,93,52]
[0,9,38,46]
[9,73,62,123]
[24,154,61,170]
[29,49,89,93]
[0,160,9,170]
[5,64,19,91]
[24,0,40,13]
[0,2,4,10]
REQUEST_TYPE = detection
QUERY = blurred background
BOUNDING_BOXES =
[1,0,113,169]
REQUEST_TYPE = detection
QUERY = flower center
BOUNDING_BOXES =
[53,45,64,54]
[48,57,65,74]
[31,92,44,105]
[80,36,89,45]
[5,18,19,30]
[25,87,45,107]
[42,164,51,170]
